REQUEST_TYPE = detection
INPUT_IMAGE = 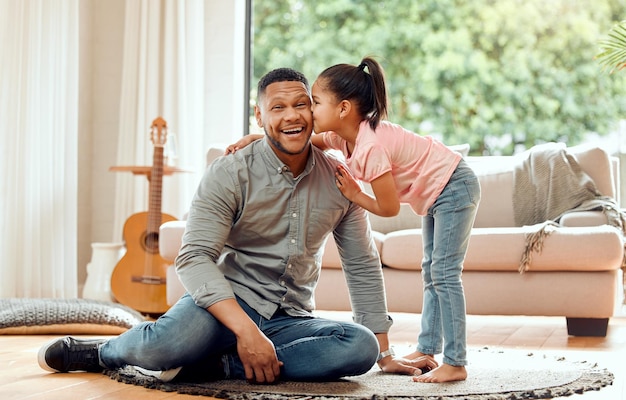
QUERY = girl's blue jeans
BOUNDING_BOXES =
[99,294,379,381]
[417,159,481,366]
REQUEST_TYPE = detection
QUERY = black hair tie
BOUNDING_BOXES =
[358,62,367,71]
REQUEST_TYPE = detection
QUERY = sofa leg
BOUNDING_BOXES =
[566,317,609,337]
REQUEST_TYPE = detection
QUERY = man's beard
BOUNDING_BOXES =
[265,128,311,156]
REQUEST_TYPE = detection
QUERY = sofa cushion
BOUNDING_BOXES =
[559,210,610,227]
[465,156,517,228]
[465,225,623,272]
[567,144,615,198]
[367,204,422,233]
[379,229,422,271]
[380,225,623,273]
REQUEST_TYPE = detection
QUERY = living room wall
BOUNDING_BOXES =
[77,0,246,293]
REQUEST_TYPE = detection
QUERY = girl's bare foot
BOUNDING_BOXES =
[412,363,467,383]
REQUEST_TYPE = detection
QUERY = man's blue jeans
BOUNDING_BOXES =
[417,159,480,367]
[99,294,379,381]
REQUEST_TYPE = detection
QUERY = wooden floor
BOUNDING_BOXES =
[2,310,625,400]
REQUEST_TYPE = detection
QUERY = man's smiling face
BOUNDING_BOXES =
[255,80,313,157]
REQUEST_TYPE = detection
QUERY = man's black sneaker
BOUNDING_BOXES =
[171,357,227,383]
[38,336,105,372]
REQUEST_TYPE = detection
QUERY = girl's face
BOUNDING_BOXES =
[311,79,342,134]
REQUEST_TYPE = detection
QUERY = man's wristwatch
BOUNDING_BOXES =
[377,348,395,362]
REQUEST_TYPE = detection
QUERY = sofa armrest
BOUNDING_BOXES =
[159,220,187,262]
[559,210,610,227]
[160,147,222,263]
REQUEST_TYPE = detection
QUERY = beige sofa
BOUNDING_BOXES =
[160,144,624,337]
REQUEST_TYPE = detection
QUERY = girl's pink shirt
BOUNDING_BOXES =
[322,120,461,216]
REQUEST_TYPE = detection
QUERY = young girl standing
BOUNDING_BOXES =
[228,57,480,383]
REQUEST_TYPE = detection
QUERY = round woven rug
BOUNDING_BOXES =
[104,347,614,400]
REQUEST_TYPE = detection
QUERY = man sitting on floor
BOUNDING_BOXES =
[38,67,436,383]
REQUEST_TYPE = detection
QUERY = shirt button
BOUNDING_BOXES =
[287,264,292,269]
[292,213,297,218]
[290,239,296,244]
[280,280,285,285]
[282,297,286,301]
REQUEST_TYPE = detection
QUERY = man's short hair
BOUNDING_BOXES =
[257,68,310,100]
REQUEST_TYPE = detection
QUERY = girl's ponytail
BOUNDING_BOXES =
[359,57,388,130]
[317,56,389,130]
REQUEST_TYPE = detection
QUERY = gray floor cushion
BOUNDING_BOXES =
[0,298,146,335]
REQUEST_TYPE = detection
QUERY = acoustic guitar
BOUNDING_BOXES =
[111,117,177,315]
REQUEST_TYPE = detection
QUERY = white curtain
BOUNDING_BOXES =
[112,0,205,241]
[0,0,79,297]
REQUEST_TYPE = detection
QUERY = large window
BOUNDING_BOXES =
[250,0,626,155]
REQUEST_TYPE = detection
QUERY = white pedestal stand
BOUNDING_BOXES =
[82,242,125,302]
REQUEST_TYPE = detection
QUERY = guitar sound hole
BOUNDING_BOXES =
[143,232,160,254]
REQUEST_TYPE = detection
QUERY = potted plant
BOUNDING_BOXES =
[596,20,626,73]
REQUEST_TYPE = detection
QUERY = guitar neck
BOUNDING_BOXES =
[147,145,164,235]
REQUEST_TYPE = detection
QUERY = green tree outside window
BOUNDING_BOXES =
[252,0,626,155]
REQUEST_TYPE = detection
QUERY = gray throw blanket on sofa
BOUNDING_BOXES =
[513,142,600,226]
[512,142,626,272]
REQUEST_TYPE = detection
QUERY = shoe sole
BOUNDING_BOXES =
[134,366,183,382]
